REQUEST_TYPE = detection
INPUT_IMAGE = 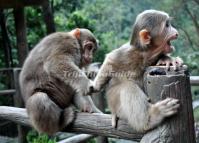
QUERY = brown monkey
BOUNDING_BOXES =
[93,10,181,132]
[19,28,100,135]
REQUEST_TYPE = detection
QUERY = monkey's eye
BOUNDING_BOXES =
[165,21,170,28]
[87,45,93,51]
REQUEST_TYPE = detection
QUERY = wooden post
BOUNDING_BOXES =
[13,68,23,107]
[13,7,28,67]
[0,9,13,67]
[13,68,29,143]
[41,0,56,34]
[141,66,196,143]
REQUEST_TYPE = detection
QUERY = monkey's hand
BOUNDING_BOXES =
[87,80,95,95]
[76,78,94,96]
[147,98,180,130]
[156,56,183,71]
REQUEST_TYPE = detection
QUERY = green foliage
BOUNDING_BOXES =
[27,130,56,143]
[87,138,96,143]
[194,107,199,122]
[66,11,94,31]
[0,0,198,74]
[25,7,46,49]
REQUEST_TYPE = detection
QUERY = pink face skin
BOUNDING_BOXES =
[82,40,97,66]
[154,17,182,70]
[158,17,179,54]
[145,16,179,61]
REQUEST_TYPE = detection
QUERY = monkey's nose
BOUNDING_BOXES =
[175,33,178,38]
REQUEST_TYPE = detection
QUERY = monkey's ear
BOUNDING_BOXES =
[73,28,81,39]
[139,29,151,45]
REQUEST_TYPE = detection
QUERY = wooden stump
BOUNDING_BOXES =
[141,66,196,143]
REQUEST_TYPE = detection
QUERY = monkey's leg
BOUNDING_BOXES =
[119,81,179,132]
[26,92,74,135]
[111,114,119,128]
[73,94,102,113]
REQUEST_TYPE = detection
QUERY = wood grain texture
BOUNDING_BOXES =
[141,66,196,143]
[0,106,143,141]
[0,66,195,142]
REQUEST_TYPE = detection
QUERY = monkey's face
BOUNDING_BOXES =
[82,40,97,66]
[136,10,178,56]
[71,28,98,67]
[152,18,178,54]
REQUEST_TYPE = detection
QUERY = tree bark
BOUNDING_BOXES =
[57,134,94,143]
[13,68,28,143]
[0,106,143,141]
[141,66,196,143]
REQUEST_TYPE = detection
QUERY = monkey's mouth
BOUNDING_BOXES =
[164,35,177,53]
[83,57,92,65]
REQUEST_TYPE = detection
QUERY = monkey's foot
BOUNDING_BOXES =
[111,114,118,128]
[155,98,180,117]
[92,107,103,113]
[63,106,75,126]
[81,105,92,113]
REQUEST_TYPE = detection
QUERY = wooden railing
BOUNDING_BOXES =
[0,67,197,143]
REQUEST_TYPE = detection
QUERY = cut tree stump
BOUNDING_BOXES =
[141,66,196,143]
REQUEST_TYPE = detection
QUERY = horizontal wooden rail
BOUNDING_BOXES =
[190,76,199,85]
[0,66,196,143]
[0,89,16,95]
[0,76,199,96]
[57,134,94,143]
[0,106,143,141]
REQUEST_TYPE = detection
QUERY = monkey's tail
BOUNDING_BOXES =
[26,92,74,135]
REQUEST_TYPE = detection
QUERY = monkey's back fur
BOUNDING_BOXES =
[20,32,80,134]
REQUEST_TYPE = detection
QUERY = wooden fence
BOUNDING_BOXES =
[0,67,197,143]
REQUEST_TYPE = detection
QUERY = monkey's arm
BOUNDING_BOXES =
[44,55,92,96]
[93,58,111,91]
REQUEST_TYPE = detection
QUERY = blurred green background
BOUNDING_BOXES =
[1,0,198,74]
